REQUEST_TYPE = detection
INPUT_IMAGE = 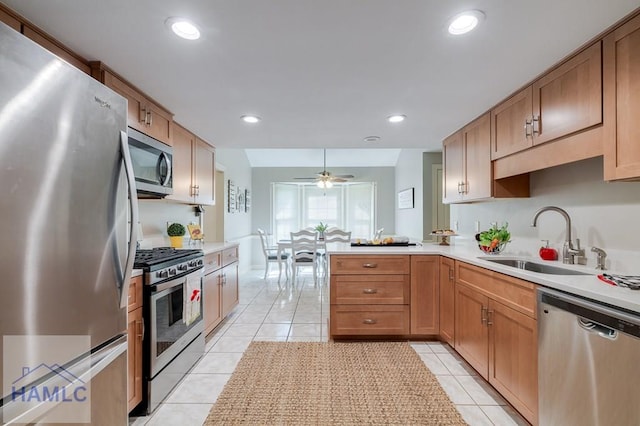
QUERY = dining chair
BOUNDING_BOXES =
[257,228,289,280]
[318,228,352,272]
[289,229,319,282]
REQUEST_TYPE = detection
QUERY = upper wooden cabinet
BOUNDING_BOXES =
[443,113,493,203]
[603,13,640,180]
[90,62,173,146]
[167,122,216,205]
[0,7,20,31]
[491,42,602,160]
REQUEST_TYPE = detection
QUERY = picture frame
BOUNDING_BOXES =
[245,189,251,212]
[398,187,414,209]
[227,180,236,213]
[237,187,245,213]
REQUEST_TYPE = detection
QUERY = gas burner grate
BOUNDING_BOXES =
[134,248,203,268]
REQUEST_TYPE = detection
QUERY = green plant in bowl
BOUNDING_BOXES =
[477,223,511,254]
[314,222,328,233]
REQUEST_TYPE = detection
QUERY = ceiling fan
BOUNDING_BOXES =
[294,149,355,188]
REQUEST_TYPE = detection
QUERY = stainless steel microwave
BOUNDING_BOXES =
[127,127,173,197]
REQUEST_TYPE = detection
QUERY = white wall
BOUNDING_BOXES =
[450,157,640,273]
[216,148,253,272]
[394,149,425,241]
[137,199,199,248]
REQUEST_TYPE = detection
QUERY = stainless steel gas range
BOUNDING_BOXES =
[133,248,205,414]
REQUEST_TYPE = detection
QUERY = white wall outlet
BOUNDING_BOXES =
[490,221,497,229]
[474,221,480,233]
[454,221,459,231]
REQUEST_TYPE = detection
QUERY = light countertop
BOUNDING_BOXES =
[327,242,640,314]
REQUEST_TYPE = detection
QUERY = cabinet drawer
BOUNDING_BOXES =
[330,255,410,274]
[330,275,409,305]
[128,276,143,312]
[204,251,222,274]
[330,305,410,336]
[456,262,536,318]
[222,247,238,267]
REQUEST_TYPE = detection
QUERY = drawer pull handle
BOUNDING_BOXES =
[363,288,378,294]
[363,319,377,325]
[362,263,378,268]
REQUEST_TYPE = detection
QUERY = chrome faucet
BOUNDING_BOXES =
[531,206,585,264]
[591,247,607,270]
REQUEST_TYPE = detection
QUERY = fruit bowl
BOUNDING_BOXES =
[478,240,508,254]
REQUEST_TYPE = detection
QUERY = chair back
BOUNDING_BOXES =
[323,228,351,243]
[290,229,318,263]
[257,228,271,256]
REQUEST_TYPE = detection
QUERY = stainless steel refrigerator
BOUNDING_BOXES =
[0,21,137,425]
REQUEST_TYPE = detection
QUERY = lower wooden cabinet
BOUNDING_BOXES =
[439,257,455,344]
[127,276,143,412]
[203,246,239,336]
[454,261,538,425]
[410,256,439,335]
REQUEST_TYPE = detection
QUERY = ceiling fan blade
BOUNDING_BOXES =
[333,174,355,179]
[293,177,317,180]
[332,178,349,182]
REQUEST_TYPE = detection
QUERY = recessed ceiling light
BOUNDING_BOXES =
[241,115,261,124]
[448,10,485,35]
[387,114,406,123]
[363,136,381,143]
[166,17,200,40]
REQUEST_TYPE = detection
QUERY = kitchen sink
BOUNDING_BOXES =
[481,258,593,275]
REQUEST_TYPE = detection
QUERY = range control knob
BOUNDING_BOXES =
[169,268,177,276]
[156,270,168,279]
[177,264,188,271]
[197,259,203,266]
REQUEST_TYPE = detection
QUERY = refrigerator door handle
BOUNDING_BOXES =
[120,130,139,308]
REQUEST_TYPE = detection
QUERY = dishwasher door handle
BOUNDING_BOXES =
[577,317,618,340]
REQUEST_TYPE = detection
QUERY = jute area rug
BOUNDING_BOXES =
[204,341,467,425]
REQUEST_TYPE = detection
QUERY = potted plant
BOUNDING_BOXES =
[167,223,186,248]
[314,222,329,239]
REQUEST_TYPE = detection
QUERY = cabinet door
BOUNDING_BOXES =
[442,131,464,203]
[439,257,455,345]
[604,14,640,180]
[203,271,222,336]
[491,87,533,159]
[454,283,489,379]
[167,123,195,203]
[0,8,20,31]
[194,137,216,205]
[488,299,538,425]
[462,113,492,201]
[221,263,239,317]
[533,42,602,146]
[101,71,147,135]
[127,307,143,412]
[144,102,173,147]
[410,256,439,335]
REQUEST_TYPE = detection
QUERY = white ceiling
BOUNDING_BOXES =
[3,0,639,167]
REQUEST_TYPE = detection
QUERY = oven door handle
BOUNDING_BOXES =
[118,130,138,309]
[151,268,203,294]
[158,152,172,187]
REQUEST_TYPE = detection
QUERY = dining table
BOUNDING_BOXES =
[277,238,327,276]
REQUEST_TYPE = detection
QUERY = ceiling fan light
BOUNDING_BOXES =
[317,180,333,189]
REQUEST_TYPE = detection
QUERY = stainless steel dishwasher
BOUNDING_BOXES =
[538,288,640,426]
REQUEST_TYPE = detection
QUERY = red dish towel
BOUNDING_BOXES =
[598,274,640,290]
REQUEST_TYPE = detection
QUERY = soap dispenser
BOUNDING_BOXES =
[539,240,558,261]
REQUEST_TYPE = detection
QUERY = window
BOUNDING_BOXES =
[272,182,376,241]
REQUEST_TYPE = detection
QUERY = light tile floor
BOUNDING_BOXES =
[131,268,529,426]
